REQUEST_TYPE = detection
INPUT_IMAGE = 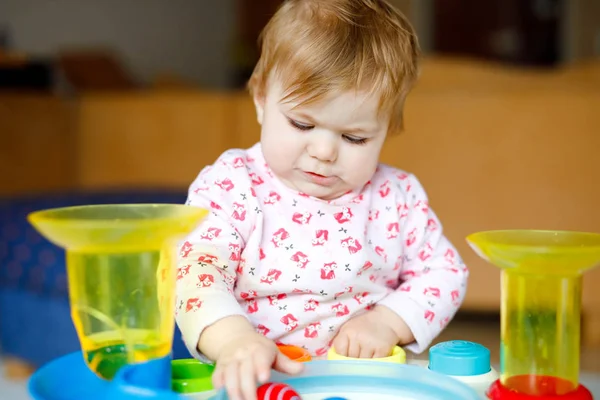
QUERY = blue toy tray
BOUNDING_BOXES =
[28,351,480,400]
[210,360,480,400]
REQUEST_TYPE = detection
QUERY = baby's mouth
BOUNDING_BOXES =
[303,171,338,186]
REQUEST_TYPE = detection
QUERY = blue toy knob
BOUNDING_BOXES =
[428,340,491,377]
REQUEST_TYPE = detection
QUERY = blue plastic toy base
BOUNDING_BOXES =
[212,360,480,400]
[30,351,482,400]
[29,351,180,400]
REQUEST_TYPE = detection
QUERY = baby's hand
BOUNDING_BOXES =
[331,305,414,359]
[212,332,303,400]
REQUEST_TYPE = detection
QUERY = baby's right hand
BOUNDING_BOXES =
[212,332,304,400]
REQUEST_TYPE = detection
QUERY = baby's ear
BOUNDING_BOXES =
[253,92,265,125]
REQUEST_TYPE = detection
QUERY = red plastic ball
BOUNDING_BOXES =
[257,382,302,400]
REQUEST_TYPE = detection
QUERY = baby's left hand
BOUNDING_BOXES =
[331,305,414,359]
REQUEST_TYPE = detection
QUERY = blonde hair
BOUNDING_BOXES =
[248,0,420,133]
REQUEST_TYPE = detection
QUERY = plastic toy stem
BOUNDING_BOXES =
[500,268,581,394]
[467,229,600,398]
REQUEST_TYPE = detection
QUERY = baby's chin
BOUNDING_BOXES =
[299,183,355,201]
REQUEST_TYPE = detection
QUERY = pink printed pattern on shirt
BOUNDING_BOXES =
[175,143,468,359]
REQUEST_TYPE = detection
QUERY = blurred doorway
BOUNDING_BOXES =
[234,0,283,87]
[432,0,562,66]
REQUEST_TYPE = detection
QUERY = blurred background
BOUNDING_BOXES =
[1,0,599,395]
[0,0,598,90]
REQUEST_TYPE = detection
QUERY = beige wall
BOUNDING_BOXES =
[0,0,237,88]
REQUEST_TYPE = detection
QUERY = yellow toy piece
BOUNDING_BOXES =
[327,345,406,364]
[28,204,207,380]
[467,229,600,396]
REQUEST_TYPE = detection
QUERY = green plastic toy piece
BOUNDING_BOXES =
[171,358,215,394]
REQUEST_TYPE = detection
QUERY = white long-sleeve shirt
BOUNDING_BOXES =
[175,143,468,359]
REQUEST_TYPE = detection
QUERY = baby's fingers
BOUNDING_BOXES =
[359,345,376,359]
[212,363,225,390]
[372,345,392,359]
[347,338,361,358]
[224,361,244,400]
[254,349,276,383]
[239,357,259,400]
[332,334,349,356]
[273,352,303,375]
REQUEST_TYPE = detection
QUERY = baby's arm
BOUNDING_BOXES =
[175,155,254,361]
[378,173,469,353]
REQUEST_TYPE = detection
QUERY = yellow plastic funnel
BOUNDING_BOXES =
[28,204,207,380]
[466,230,600,397]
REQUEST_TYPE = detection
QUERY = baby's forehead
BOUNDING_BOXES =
[276,84,381,111]
[279,87,387,128]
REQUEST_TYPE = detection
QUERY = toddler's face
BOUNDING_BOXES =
[255,80,389,200]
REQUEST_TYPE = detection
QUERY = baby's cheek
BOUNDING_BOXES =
[262,134,299,172]
[346,155,378,186]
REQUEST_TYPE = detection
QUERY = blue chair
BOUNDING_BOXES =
[0,190,193,368]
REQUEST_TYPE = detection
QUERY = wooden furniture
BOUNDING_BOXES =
[0,94,76,196]
[58,49,139,91]
[380,59,600,347]
[75,90,232,189]
[2,58,599,346]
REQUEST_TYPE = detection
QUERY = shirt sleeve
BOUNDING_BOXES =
[377,173,469,353]
[175,153,254,361]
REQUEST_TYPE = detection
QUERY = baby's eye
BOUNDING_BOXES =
[288,118,314,131]
[343,135,367,145]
